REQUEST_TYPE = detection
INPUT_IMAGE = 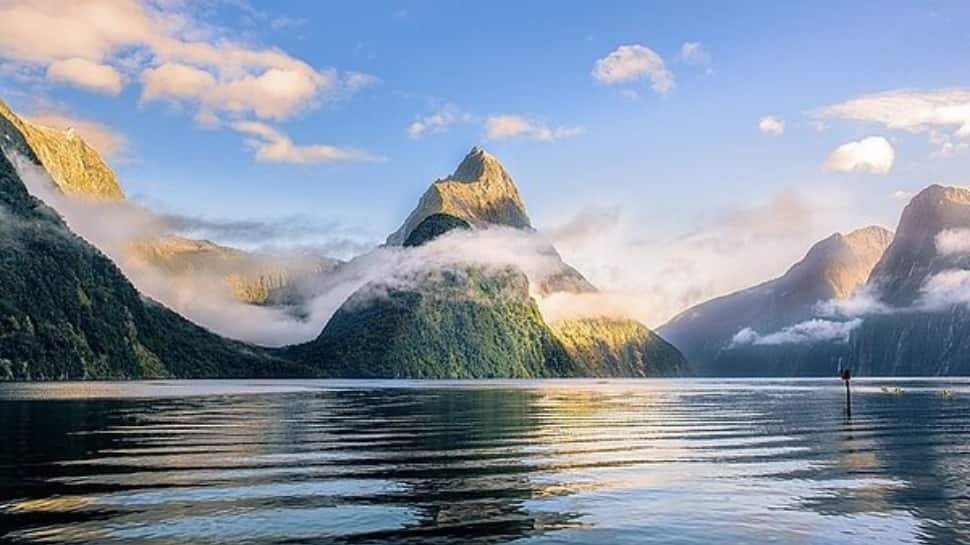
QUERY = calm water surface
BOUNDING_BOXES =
[1,379,969,544]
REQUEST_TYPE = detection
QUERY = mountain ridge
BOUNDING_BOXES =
[660,225,893,376]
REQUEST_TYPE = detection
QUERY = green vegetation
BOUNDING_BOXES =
[291,266,577,378]
[550,318,689,377]
[0,148,308,380]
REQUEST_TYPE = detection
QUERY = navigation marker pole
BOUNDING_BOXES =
[839,367,852,418]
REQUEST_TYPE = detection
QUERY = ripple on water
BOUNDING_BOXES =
[1,378,969,544]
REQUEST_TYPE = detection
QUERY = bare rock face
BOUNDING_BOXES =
[0,100,125,201]
[386,147,532,245]
[659,225,893,376]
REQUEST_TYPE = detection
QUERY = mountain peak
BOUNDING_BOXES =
[869,184,970,304]
[386,147,532,245]
[452,146,504,182]
[0,98,125,201]
[910,184,970,206]
[781,225,893,299]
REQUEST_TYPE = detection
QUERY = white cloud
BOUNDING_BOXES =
[729,318,862,347]
[26,112,128,159]
[485,115,583,142]
[46,57,123,95]
[231,121,382,164]
[679,42,709,64]
[407,104,471,139]
[814,287,891,319]
[823,136,895,175]
[890,190,913,201]
[140,62,216,100]
[343,71,380,91]
[935,228,970,256]
[820,88,970,138]
[758,115,785,135]
[929,130,969,158]
[917,269,970,310]
[0,0,371,120]
[592,44,674,94]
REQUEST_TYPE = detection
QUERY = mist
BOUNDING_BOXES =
[10,150,635,345]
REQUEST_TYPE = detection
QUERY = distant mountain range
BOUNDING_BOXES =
[0,101,686,379]
[659,226,893,375]
[661,185,970,376]
[3,95,970,379]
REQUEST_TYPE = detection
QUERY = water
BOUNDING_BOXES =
[1,379,969,544]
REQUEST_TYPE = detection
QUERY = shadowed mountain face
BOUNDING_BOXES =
[296,147,688,378]
[847,185,970,376]
[867,185,970,307]
[659,226,893,376]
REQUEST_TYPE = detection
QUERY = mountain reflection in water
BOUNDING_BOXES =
[1,379,969,544]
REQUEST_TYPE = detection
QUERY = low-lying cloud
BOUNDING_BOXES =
[8,150,377,345]
[729,318,862,347]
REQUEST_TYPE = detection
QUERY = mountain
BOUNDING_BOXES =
[0,117,308,379]
[294,147,688,378]
[0,100,124,201]
[386,146,532,245]
[659,226,893,376]
[0,99,334,310]
[847,185,970,375]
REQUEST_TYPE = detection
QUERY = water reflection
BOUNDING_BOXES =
[1,379,969,544]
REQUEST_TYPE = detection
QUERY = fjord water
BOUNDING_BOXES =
[1,380,969,544]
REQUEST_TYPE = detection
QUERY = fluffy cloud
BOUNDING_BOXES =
[729,318,862,347]
[231,121,381,164]
[46,58,123,95]
[592,44,674,94]
[821,88,970,138]
[917,269,970,310]
[485,115,582,142]
[679,42,709,64]
[0,0,370,119]
[823,136,895,175]
[26,112,128,159]
[814,287,891,319]
[140,62,216,101]
[407,104,471,139]
[890,190,914,201]
[758,115,785,135]
[936,228,970,256]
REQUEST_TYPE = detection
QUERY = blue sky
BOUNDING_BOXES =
[2,0,970,322]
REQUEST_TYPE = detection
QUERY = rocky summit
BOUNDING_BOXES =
[386,146,532,245]
[0,99,125,201]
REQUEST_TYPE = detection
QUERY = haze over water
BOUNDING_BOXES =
[2,379,969,544]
